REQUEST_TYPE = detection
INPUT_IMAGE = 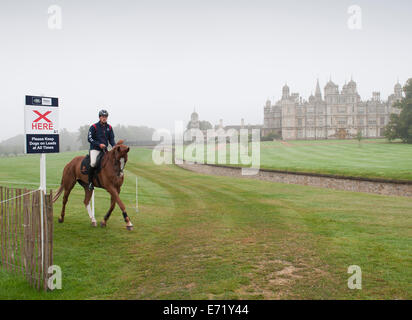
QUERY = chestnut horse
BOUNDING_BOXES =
[53,140,133,230]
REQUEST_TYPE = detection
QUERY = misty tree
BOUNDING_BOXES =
[77,125,90,150]
[186,120,213,131]
[356,130,362,146]
[199,121,213,131]
[385,78,412,143]
[112,124,155,142]
[60,128,81,152]
[77,123,156,150]
[261,131,281,141]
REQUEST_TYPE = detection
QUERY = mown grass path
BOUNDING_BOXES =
[0,148,411,299]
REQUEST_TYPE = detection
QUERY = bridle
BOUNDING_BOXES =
[111,146,127,177]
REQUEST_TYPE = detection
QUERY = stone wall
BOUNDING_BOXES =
[176,161,412,197]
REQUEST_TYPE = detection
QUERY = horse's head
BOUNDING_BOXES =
[112,140,130,173]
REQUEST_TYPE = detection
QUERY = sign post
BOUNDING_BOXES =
[24,95,59,280]
[40,153,46,191]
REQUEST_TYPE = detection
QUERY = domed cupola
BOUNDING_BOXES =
[347,79,356,88]
[190,110,199,121]
[309,93,315,103]
[346,76,357,94]
[325,79,336,89]
[324,78,338,95]
[342,82,348,94]
[394,80,402,98]
[188,108,200,130]
[282,83,290,100]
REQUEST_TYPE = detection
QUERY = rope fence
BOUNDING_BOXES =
[0,180,61,187]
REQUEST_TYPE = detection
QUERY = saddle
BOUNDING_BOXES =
[81,152,105,176]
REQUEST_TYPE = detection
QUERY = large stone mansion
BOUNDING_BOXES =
[263,79,403,140]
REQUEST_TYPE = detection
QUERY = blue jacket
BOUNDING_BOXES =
[88,121,116,151]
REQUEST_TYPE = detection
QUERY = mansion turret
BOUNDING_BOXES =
[263,79,403,140]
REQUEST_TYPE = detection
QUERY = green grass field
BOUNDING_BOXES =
[183,138,412,181]
[0,147,411,299]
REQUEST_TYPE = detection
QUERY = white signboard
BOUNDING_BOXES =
[24,95,60,154]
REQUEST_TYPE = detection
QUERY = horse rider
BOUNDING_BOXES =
[87,109,116,190]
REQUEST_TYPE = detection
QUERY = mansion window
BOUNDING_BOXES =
[380,117,385,125]
[338,107,346,113]
[337,118,347,125]
[368,119,377,125]
[358,107,364,113]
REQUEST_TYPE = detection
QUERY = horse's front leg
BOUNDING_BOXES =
[102,187,133,231]
[100,194,115,227]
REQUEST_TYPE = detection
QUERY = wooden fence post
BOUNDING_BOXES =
[0,187,53,291]
[0,187,4,268]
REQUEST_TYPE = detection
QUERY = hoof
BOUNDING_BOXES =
[100,221,106,228]
[58,218,64,223]
[91,221,97,227]
[126,225,133,231]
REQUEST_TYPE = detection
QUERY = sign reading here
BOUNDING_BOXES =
[25,95,60,154]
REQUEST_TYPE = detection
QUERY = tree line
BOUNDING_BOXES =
[0,124,155,156]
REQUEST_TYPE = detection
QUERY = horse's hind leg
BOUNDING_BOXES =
[83,188,96,227]
[58,179,76,223]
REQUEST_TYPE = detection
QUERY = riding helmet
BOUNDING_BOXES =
[98,109,109,117]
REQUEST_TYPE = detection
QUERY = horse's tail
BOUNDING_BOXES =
[52,157,78,203]
[52,184,64,203]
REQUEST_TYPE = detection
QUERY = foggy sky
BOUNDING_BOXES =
[0,0,411,141]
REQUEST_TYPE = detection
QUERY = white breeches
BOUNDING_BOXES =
[90,150,101,167]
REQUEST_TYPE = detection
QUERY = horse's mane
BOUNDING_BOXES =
[101,140,125,168]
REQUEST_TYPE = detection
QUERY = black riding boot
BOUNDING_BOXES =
[88,166,95,191]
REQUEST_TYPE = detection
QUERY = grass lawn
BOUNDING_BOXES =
[0,147,411,299]
[183,138,412,181]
